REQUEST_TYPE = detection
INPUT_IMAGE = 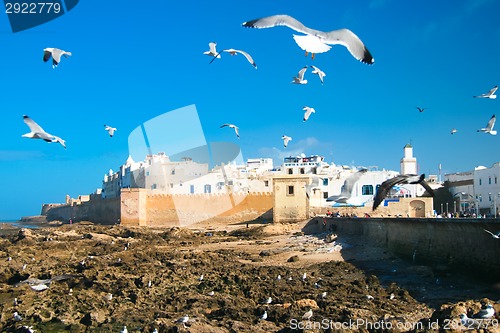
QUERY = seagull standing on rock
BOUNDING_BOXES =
[242,14,374,64]
[43,47,72,68]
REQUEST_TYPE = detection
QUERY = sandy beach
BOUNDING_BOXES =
[0,220,499,332]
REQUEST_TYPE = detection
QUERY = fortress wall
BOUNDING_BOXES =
[44,196,120,224]
[306,217,500,277]
[143,192,273,227]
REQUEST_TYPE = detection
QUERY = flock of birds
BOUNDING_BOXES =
[20,48,118,149]
[204,14,374,148]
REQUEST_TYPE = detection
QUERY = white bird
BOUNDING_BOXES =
[292,66,308,84]
[277,274,281,280]
[451,128,457,135]
[366,294,374,300]
[220,124,240,138]
[43,47,72,68]
[120,325,128,333]
[389,293,395,300]
[260,311,268,320]
[302,272,307,280]
[22,115,66,149]
[198,274,204,281]
[176,315,189,327]
[203,42,221,58]
[242,15,374,64]
[148,280,152,287]
[282,135,292,148]
[483,229,500,239]
[13,311,22,321]
[207,290,215,296]
[302,309,313,320]
[327,169,368,203]
[474,85,497,99]
[30,284,49,292]
[477,115,497,135]
[373,174,434,211]
[211,48,257,68]
[459,313,480,328]
[152,329,159,333]
[263,296,272,304]
[303,106,316,122]
[22,326,35,333]
[13,297,18,306]
[104,125,117,137]
[104,293,113,301]
[310,65,326,84]
[320,292,327,299]
[472,304,495,319]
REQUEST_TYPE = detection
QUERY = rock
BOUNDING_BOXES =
[295,299,319,309]
[287,255,299,262]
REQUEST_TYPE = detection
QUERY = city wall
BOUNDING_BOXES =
[44,196,120,225]
[305,217,500,278]
[120,189,273,227]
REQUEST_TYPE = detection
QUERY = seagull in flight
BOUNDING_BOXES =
[220,124,239,138]
[104,125,117,137]
[372,174,434,211]
[450,128,457,135]
[242,14,374,64]
[415,107,428,113]
[203,42,221,59]
[210,48,257,68]
[22,115,66,149]
[473,85,497,99]
[477,115,497,135]
[310,65,326,84]
[327,169,368,203]
[43,48,72,68]
[282,135,292,148]
[292,66,308,84]
[303,106,315,122]
[483,229,500,239]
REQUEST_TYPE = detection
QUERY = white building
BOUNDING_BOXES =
[102,153,274,198]
[474,163,500,216]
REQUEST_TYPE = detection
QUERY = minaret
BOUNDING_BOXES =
[400,143,417,175]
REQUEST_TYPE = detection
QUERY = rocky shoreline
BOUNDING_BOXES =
[0,222,498,332]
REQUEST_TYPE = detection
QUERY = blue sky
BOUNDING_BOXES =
[1,0,499,220]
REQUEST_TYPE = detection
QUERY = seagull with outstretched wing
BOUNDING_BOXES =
[22,115,66,149]
[43,48,72,68]
[372,174,434,211]
[242,14,374,64]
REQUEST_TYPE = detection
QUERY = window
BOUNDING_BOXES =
[146,171,150,176]
[362,185,374,195]
[300,168,305,174]
[204,184,211,193]
[323,178,328,186]
[287,185,294,196]
[171,169,175,175]
[479,179,482,185]
[323,192,328,199]
[170,183,173,188]
[151,184,157,190]
[190,185,194,194]
[489,194,492,202]
[496,176,498,184]
[288,169,293,174]
[264,180,269,187]
[489,177,491,184]
[312,167,317,174]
